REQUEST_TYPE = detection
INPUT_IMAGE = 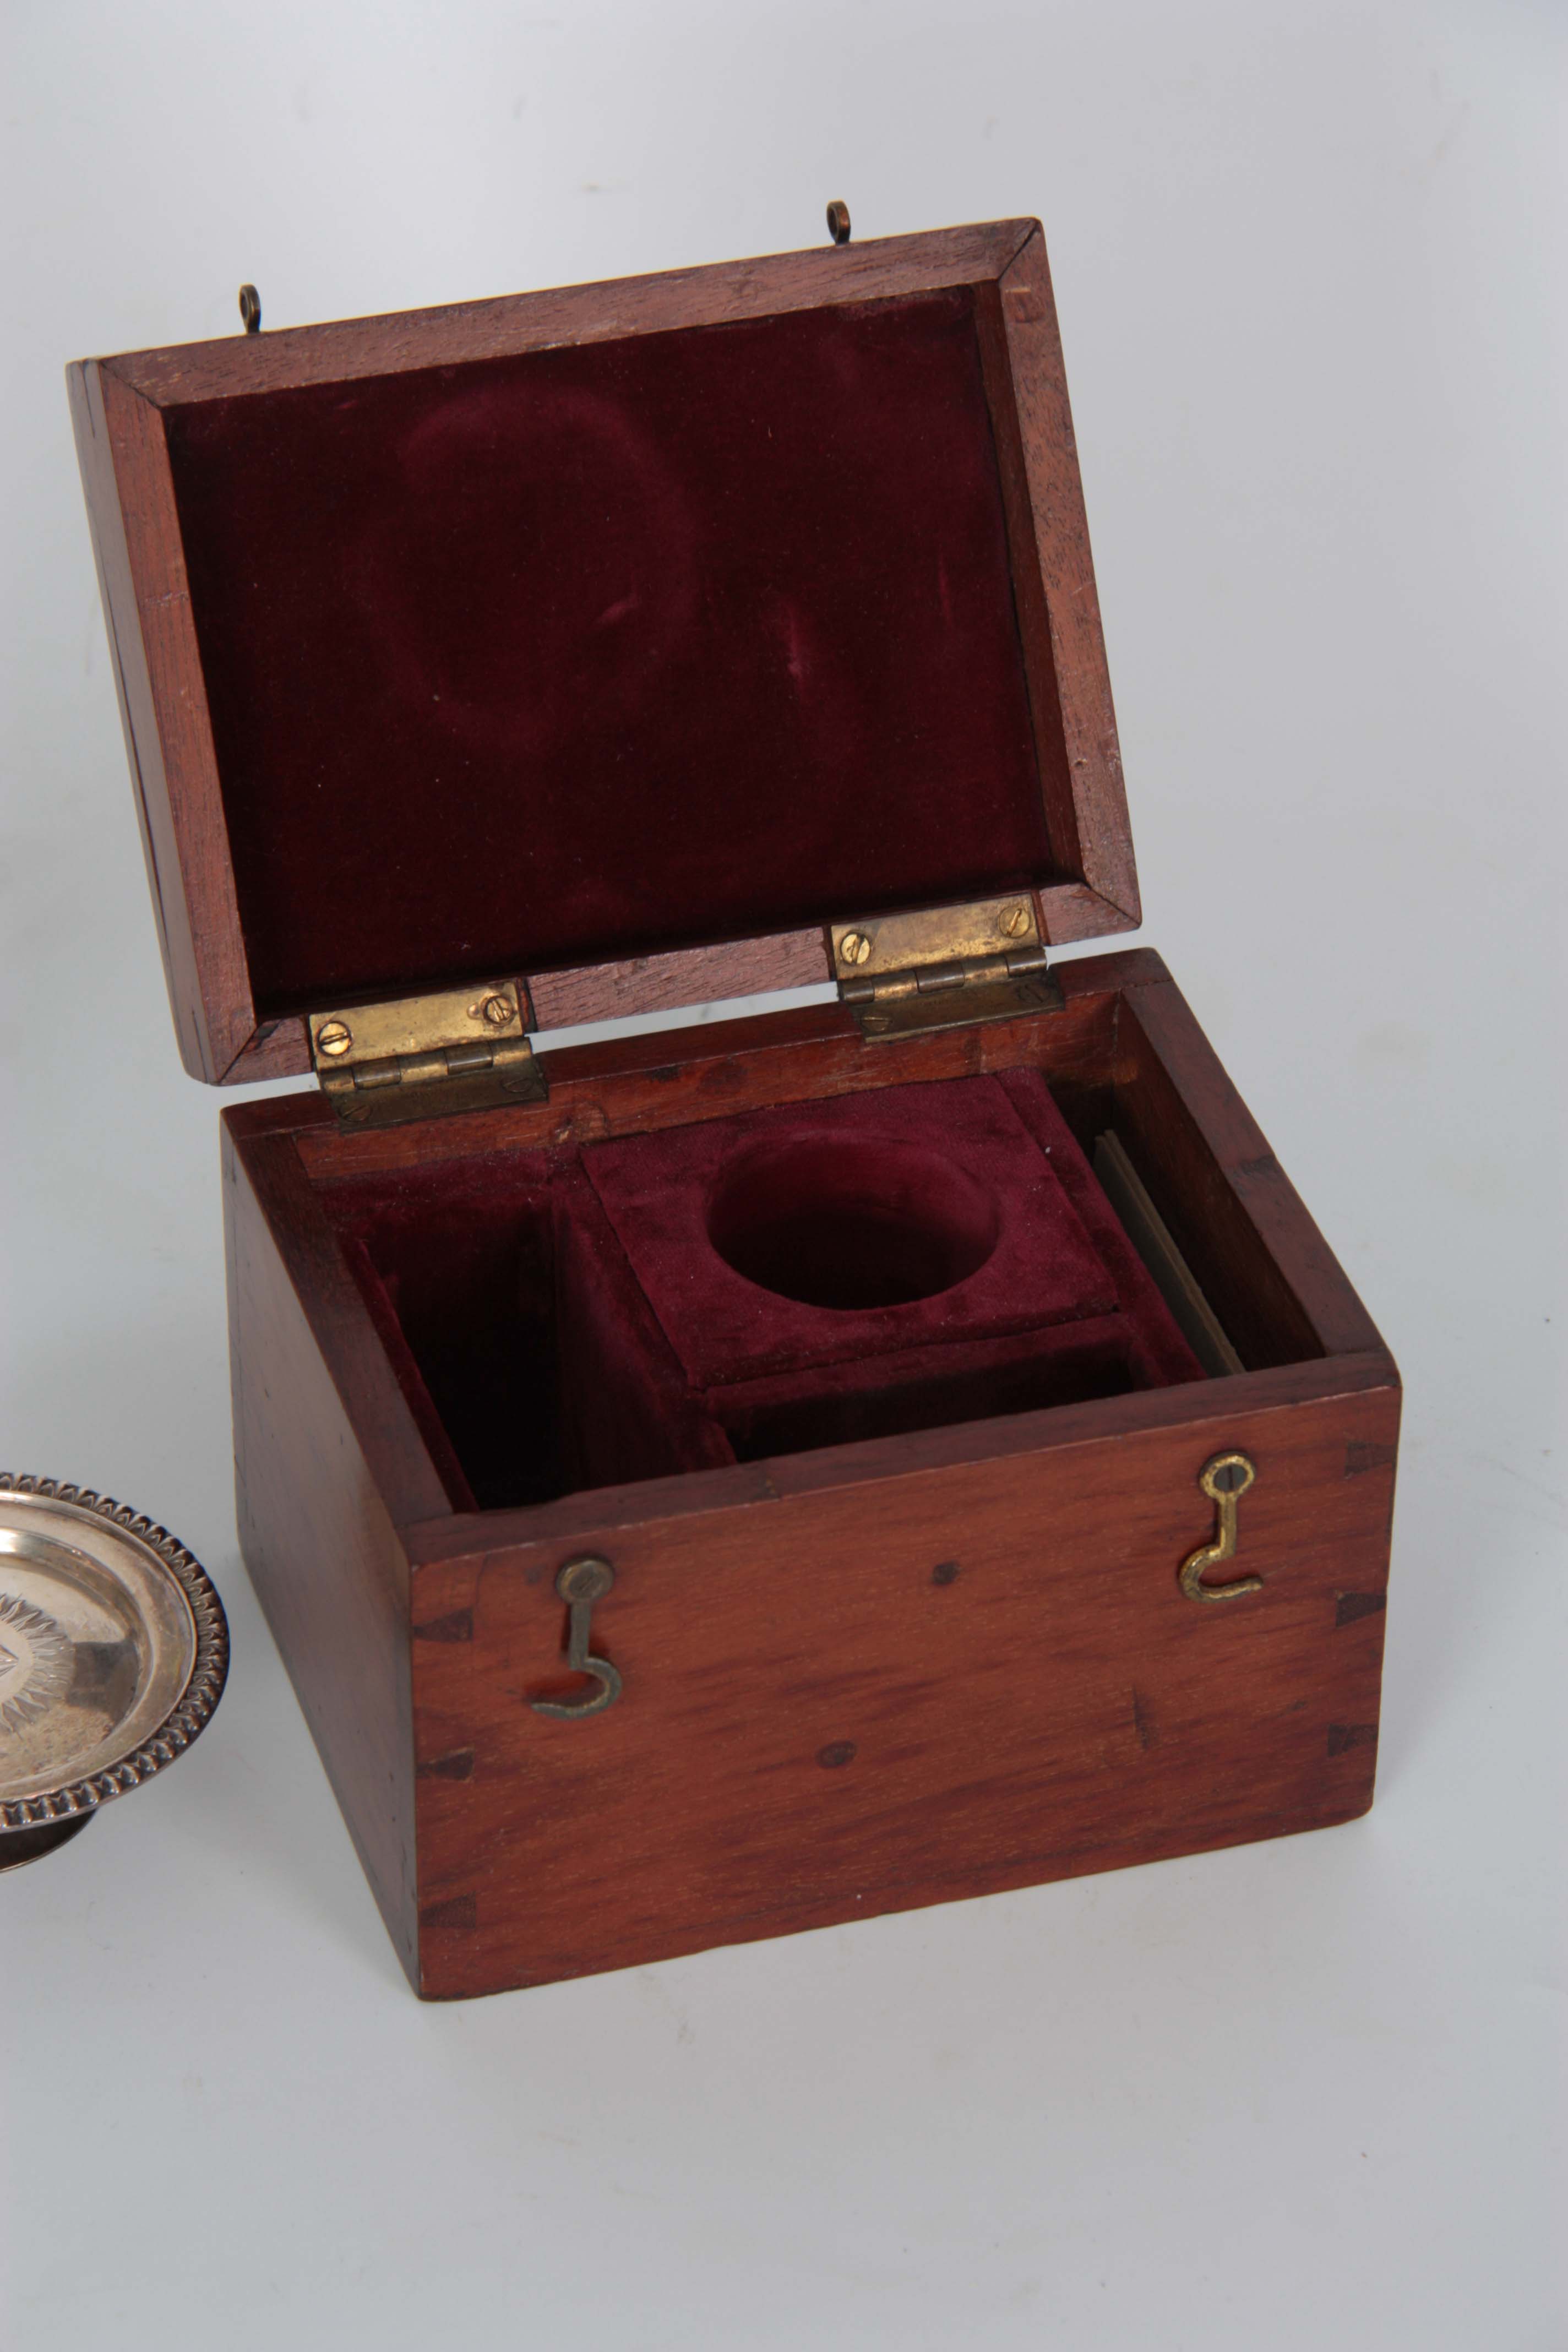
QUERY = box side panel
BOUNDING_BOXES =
[69,361,225,1080]
[984,232,1140,932]
[72,361,261,1080]
[107,223,1039,404]
[412,1371,1398,1999]
[224,1124,421,1985]
[1114,979,1390,1364]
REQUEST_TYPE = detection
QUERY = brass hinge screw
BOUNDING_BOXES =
[999,903,1031,938]
[475,994,514,1027]
[316,1020,353,1058]
[839,930,873,967]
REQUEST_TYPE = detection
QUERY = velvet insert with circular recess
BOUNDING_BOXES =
[162,286,1055,1017]
[322,1071,1204,1510]
[581,1076,1118,1387]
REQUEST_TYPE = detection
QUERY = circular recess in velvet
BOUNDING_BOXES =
[707,1137,1000,1313]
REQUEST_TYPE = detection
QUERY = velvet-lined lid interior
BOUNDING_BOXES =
[163,285,1057,1019]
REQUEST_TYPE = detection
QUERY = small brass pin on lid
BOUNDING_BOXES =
[0,1476,228,1872]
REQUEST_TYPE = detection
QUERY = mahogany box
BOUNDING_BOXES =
[70,216,1400,1999]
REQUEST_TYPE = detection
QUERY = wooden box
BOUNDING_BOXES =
[70,218,1399,1999]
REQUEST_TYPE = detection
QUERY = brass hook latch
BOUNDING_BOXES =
[1179,1453,1261,1602]
[530,1556,622,1720]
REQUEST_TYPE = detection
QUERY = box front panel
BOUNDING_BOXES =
[412,1378,1397,1999]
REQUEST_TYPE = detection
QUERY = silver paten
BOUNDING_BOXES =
[0,1476,227,1871]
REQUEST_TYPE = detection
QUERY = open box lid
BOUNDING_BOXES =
[70,216,1139,1091]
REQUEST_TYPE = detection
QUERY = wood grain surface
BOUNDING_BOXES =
[224,1125,427,1981]
[406,1371,1397,1998]
[525,927,831,1032]
[997,231,1140,926]
[68,361,257,1081]
[104,221,1040,405]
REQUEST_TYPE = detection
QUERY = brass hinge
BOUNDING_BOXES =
[831,896,1063,1042]
[308,981,547,1130]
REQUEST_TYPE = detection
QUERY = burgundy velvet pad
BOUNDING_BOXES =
[994,1069,1205,1390]
[333,1228,479,1510]
[551,1161,736,1493]
[707,1316,1142,1462]
[580,1076,1121,1390]
[321,1152,571,1511]
[165,288,1050,1016]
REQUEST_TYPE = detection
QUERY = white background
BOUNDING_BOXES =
[1,3,1562,2345]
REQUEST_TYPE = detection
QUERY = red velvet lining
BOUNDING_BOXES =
[326,1147,567,1510]
[320,1072,1203,1510]
[551,1161,735,1493]
[994,1069,1204,1390]
[165,288,1052,1016]
[579,1078,1118,1387]
[709,1319,1140,1460]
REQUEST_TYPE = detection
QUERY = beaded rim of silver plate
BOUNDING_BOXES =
[0,1475,228,1841]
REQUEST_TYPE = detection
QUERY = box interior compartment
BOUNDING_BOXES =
[319,1065,1208,1511]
